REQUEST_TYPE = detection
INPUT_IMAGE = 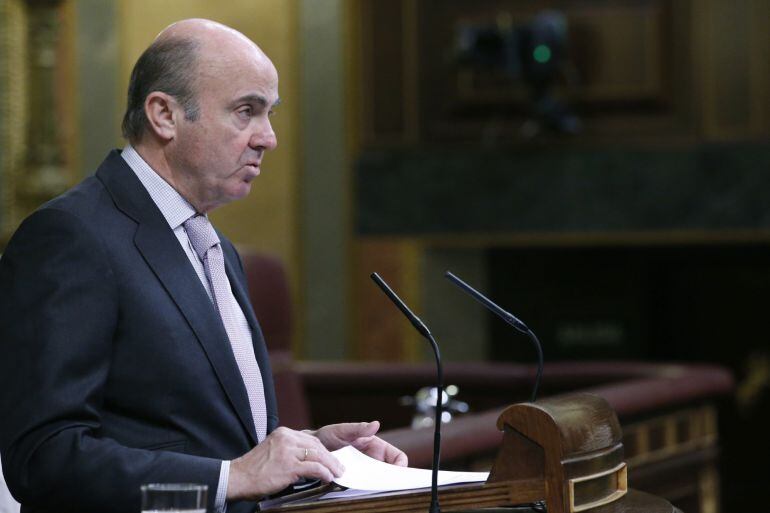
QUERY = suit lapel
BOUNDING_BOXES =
[96,151,259,445]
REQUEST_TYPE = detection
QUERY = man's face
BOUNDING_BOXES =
[169,47,279,213]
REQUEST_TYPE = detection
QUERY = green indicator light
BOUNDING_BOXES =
[533,44,552,63]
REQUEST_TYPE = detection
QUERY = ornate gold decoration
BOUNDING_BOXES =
[0,0,69,246]
[736,350,769,414]
[0,0,29,242]
[698,464,719,513]
[20,0,68,207]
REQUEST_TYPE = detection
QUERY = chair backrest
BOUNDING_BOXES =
[240,252,311,429]
[241,252,293,354]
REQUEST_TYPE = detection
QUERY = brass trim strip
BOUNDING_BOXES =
[568,462,628,513]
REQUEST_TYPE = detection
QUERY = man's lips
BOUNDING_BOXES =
[239,163,261,183]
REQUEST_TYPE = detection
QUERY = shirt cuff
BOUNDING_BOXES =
[216,460,230,513]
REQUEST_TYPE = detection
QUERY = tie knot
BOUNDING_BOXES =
[184,214,220,260]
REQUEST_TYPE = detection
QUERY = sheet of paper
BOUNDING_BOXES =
[330,445,489,492]
[319,488,398,501]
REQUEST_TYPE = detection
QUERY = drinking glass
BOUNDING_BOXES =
[140,483,208,513]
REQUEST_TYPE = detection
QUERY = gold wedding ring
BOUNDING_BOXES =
[303,448,309,461]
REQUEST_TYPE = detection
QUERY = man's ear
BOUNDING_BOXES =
[144,92,178,141]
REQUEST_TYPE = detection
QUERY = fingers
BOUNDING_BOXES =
[336,421,381,441]
[288,430,345,477]
[355,420,380,438]
[316,421,381,450]
[353,435,409,466]
[226,426,346,502]
[387,445,409,466]
[299,446,345,477]
[314,421,408,467]
[294,428,331,449]
[373,439,408,466]
[297,461,336,483]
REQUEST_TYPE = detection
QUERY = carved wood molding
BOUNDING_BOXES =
[0,0,71,247]
[0,0,28,242]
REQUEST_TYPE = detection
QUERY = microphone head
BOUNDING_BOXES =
[370,272,433,338]
[445,270,544,402]
[445,270,530,333]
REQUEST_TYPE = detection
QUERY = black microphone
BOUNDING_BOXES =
[370,272,442,513]
[445,271,544,403]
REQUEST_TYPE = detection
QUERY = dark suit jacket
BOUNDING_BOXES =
[0,150,278,513]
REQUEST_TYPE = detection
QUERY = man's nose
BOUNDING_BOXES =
[250,120,278,151]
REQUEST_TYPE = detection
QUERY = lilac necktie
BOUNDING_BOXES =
[184,214,268,441]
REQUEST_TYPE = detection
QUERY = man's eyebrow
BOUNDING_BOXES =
[232,94,281,109]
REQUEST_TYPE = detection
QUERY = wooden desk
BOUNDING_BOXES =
[263,395,681,513]
[452,490,679,512]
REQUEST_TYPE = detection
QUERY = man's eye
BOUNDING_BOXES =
[238,107,253,118]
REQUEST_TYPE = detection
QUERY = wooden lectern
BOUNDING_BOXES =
[261,394,677,513]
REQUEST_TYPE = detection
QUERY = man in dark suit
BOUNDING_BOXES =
[0,19,406,513]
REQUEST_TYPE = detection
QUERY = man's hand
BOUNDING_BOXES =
[226,426,344,501]
[310,421,408,467]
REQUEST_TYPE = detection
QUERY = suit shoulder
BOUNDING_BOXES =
[3,176,120,261]
[40,175,112,221]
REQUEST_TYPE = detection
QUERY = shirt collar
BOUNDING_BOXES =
[121,145,198,229]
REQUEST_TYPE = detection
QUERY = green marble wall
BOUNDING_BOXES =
[356,143,770,235]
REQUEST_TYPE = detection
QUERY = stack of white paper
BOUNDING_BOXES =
[320,446,489,500]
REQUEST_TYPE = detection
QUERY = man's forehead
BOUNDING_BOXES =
[197,40,268,69]
[196,47,278,93]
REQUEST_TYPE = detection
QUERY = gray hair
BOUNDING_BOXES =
[121,37,201,142]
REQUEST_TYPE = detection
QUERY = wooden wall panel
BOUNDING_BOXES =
[355,0,769,144]
[695,0,770,139]
[748,0,770,135]
[420,0,684,141]
[367,0,405,136]
[699,0,751,138]
[569,4,665,101]
[353,240,423,361]
[358,0,420,145]
[444,1,670,103]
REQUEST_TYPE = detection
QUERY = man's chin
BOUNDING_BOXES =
[231,182,253,201]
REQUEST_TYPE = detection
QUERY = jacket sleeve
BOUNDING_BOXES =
[0,208,222,513]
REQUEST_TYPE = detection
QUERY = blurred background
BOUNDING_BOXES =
[0,0,768,511]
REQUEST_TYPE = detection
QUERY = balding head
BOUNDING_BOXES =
[158,18,266,59]
[121,19,269,144]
